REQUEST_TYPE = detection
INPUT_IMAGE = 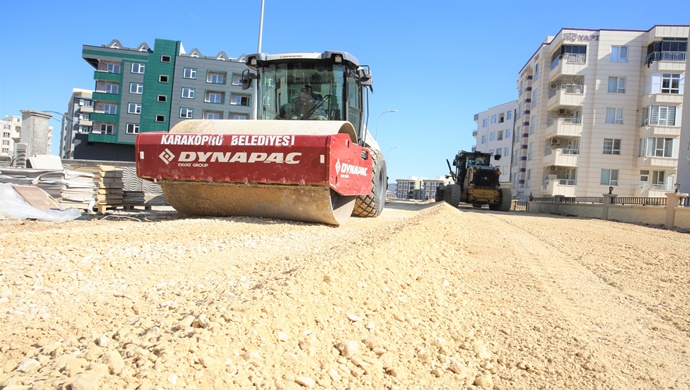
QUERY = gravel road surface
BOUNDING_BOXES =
[1,201,688,389]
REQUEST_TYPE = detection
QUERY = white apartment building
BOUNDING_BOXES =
[512,25,688,200]
[473,100,517,184]
[60,89,94,159]
[1,116,22,158]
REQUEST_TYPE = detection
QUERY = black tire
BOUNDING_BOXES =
[353,149,386,218]
[444,184,461,207]
[489,187,512,211]
[472,203,483,208]
[434,184,445,202]
[499,187,512,211]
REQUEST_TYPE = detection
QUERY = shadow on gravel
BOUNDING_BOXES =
[384,200,439,211]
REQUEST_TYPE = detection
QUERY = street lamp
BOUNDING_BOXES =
[375,109,398,140]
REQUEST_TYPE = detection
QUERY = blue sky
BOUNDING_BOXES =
[1,0,689,180]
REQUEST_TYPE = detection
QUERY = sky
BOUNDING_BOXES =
[1,0,689,181]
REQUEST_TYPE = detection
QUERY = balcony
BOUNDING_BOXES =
[79,119,93,127]
[90,112,118,122]
[541,177,577,196]
[543,148,579,167]
[642,93,684,106]
[547,84,584,109]
[472,130,478,137]
[78,105,94,113]
[639,125,682,138]
[545,117,582,138]
[550,53,586,79]
[93,71,121,82]
[92,92,119,103]
[637,156,677,168]
[645,51,687,73]
[634,182,675,197]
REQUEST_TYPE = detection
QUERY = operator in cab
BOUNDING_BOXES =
[293,85,326,119]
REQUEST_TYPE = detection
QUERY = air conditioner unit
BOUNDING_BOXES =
[550,166,558,171]
[558,109,569,115]
[550,83,558,89]
[550,138,561,145]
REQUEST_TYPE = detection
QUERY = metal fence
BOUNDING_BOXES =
[525,196,666,206]
[613,197,667,206]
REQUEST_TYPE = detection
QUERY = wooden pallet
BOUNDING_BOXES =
[95,204,151,213]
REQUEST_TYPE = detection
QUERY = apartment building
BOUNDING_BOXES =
[395,177,449,200]
[512,25,688,200]
[73,39,252,161]
[473,101,517,184]
[59,89,93,159]
[1,116,21,158]
[396,178,420,200]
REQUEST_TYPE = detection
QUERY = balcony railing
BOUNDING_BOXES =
[549,83,584,98]
[551,53,587,69]
[646,51,687,65]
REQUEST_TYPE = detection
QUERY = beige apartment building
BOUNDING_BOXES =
[473,101,517,184]
[1,116,22,159]
[512,25,688,200]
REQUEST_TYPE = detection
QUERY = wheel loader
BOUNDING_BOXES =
[135,51,386,225]
[435,150,511,211]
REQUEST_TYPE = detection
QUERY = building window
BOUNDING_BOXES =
[482,119,488,127]
[131,63,145,74]
[106,63,121,73]
[231,113,249,120]
[603,138,621,155]
[161,55,171,63]
[105,83,119,94]
[497,130,504,141]
[600,169,619,186]
[490,132,496,141]
[183,68,197,79]
[529,117,535,134]
[180,108,194,118]
[159,75,169,83]
[643,105,677,126]
[505,129,511,138]
[204,111,222,120]
[531,90,538,108]
[504,147,510,156]
[127,103,142,114]
[129,83,143,94]
[639,137,674,157]
[231,74,243,86]
[207,71,226,84]
[611,46,628,62]
[528,142,534,160]
[605,108,623,124]
[491,115,497,124]
[661,73,681,94]
[98,124,114,134]
[181,87,195,99]
[506,111,512,120]
[534,63,540,80]
[652,171,666,187]
[608,77,626,93]
[157,95,167,102]
[155,115,165,122]
[205,91,224,104]
[481,135,487,144]
[103,104,117,115]
[230,94,250,106]
[126,123,140,134]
